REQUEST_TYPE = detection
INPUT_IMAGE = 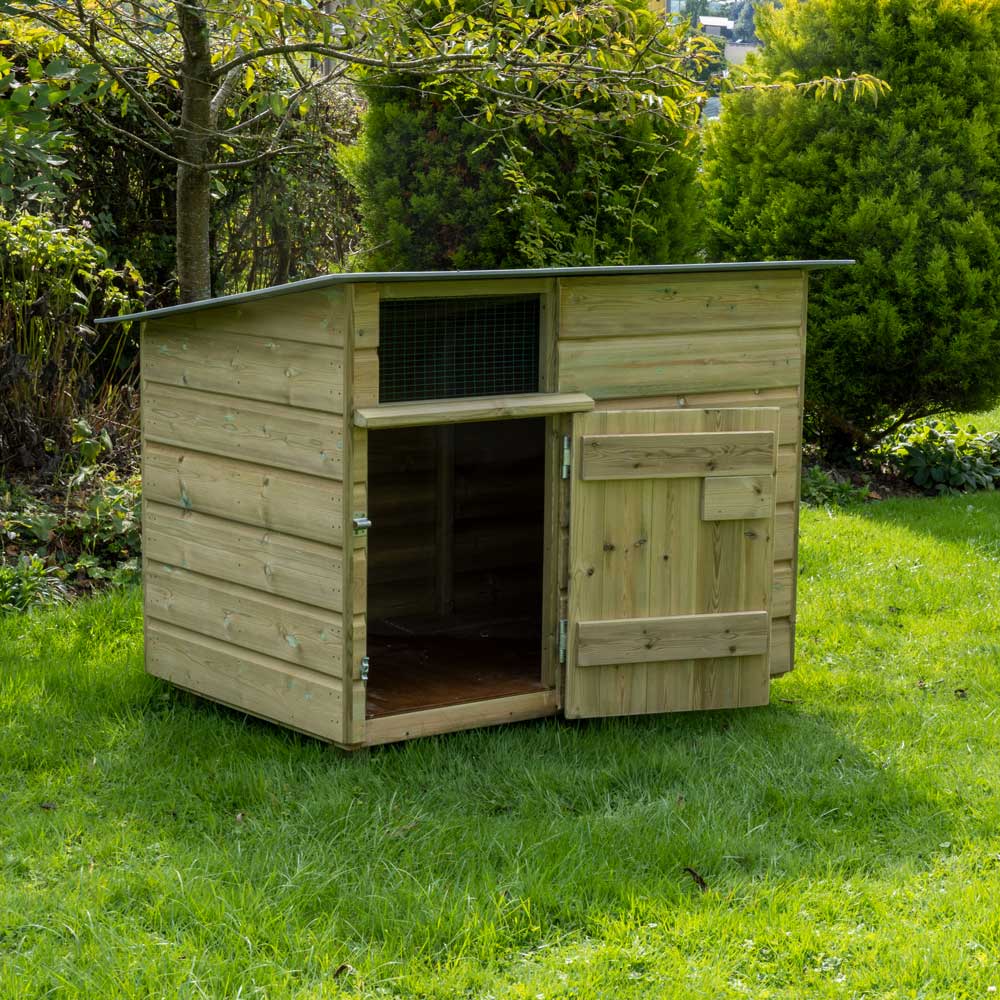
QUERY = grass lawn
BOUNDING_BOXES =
[952,403,1000,431]
[3,490,1000,998]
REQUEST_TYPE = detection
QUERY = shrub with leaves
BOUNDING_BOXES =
[0,213,143,471]
[0,555,67,613]
[800,465,870,507]
[0,464,141,612]
[881,419,1000,494]
[704,0,1000,458]
[343,0,706,271]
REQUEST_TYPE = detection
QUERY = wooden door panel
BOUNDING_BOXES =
[565,408,779,719]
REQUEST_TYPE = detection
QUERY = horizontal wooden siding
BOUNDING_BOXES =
[142,291,351,743]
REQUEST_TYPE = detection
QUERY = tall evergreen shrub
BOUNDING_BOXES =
[703,0,1000,454]
[342,1,704,271]
[341,89,521,271]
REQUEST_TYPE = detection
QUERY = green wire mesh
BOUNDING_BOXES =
[378,295,541,404]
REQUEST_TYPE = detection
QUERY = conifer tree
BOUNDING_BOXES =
[704,0,1000,454]
[343,0,706,270]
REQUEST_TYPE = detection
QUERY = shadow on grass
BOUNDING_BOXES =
[101,686,953,893]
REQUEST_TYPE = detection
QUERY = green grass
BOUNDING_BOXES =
[4,492,1000,998]
[950,403,1000,432]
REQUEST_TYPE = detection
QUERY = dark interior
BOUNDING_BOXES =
[365,418,547,718]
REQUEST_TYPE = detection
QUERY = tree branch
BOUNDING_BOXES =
[11,4,176,135]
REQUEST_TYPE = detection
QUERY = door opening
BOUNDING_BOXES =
[365,418,549,718]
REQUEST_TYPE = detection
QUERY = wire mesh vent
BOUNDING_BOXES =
[378,295,541,403]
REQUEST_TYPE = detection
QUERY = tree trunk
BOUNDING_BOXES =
[175,1,214,302]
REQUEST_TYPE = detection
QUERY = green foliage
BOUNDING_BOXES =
[880,418,1000,494]
[730,0,759,42]
[0,554,67,613]
[0,467,141,603]
[346,90,701,271]
[339,92,515,271]
[703,0,1000,457]
[3,0,718,300]
[69,418,112,471]
[344,0,705,271]
[212,86,363,293]
[0,25,100,203]
[800,465,869,507]
[0,213,143,470]
[499,125,701,268]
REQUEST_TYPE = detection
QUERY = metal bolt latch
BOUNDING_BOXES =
[353,515,372,536]
[360,656,370,682]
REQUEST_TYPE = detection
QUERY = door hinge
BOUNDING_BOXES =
[560,435,571,480]
[360,655,370,682]
[558,619,568,664]
[352,514,372,536]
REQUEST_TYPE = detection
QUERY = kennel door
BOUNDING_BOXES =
[564,407,780,719]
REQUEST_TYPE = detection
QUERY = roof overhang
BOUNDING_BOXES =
[96,260,854,325]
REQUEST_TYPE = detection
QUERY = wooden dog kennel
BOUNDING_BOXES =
[111,261,848,748]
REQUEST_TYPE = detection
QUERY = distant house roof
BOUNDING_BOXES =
[699,15,735,27]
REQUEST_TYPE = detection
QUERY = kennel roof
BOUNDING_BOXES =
[97,260,854,325]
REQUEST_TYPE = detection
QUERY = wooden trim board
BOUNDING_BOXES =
[144,324,345,412]
[147,620,344,742]
[576,611,770,667]
[363,689,559,746]
[144,501,343,612]
[355,392,594,428]
[581,431,776,480]
[145,561,344,676]
[144,382,344,480]
[144,443,344,545]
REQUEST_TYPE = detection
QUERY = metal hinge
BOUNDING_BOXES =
[560,435,571,480]
[352,514,372,536]
[558,619,568,664]
[360,655,370,682]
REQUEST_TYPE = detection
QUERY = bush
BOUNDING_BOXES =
[800,465,870,507]
[0,555,68,614]
[343,0,703,271]
[703,0,1000,458]
[880,418,1000,494]
[340,92,521,271]
[345,87,701,271]
[1,462,141,610]
[0,213,144,471]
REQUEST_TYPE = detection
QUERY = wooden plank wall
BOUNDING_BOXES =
[557,270,805,676]
[141,288,354,743]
